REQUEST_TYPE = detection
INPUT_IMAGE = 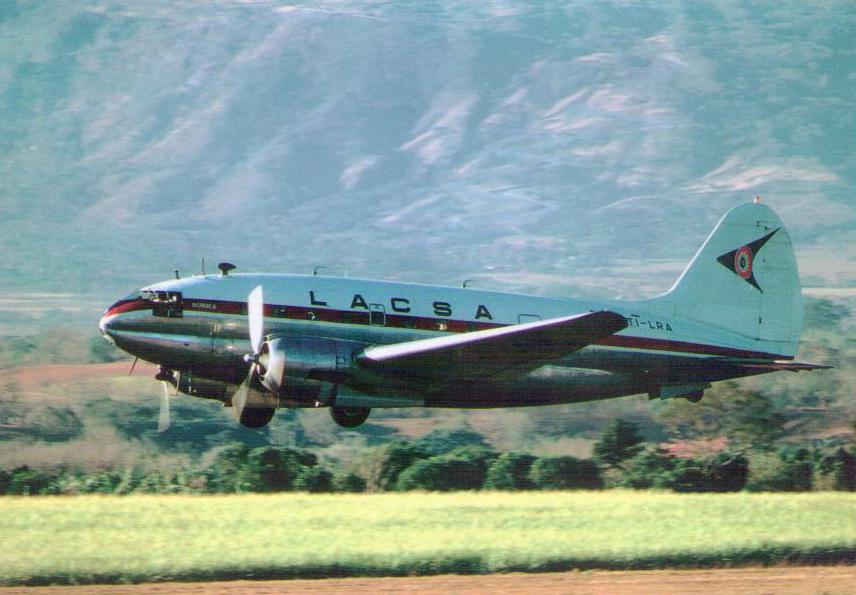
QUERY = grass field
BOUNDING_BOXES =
[2,491,856,585]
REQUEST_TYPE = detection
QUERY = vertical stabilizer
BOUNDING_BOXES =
[655,202,803,358]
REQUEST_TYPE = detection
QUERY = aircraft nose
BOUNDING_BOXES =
[99,313,113,335]
[100,297,131,338]
[99,312,119,344]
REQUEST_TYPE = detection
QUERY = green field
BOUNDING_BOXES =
[2,491,856,585]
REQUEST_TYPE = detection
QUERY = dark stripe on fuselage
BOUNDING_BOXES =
[104,297,791,361]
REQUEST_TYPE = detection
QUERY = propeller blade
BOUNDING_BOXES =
[158,381,171,433]
[247,285,264,355]
[231,366,254,424]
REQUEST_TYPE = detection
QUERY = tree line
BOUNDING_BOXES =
[2,422,854,496]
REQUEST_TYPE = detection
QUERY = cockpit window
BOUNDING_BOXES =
[141,290,182,303]
[142,290,184,318]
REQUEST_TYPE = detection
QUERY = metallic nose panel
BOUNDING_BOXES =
[99,314,113,335]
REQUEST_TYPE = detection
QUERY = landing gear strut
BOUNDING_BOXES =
[155,366,174,383]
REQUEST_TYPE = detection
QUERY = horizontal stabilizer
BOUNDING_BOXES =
[356,310,628,383]
[723,359,832,372]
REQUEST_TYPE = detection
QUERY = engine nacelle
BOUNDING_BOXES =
[258,336,347,406]
[174,372,232,401]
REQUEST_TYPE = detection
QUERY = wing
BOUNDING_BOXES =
[355,310,628,383]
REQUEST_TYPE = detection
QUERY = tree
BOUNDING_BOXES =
[745,451,813,492]
[830,448,856,491]
[724,390,784,451]
[201,443,315,493]
[484,453,536,490]
[529,456,602,490]
[704,452,750,492]
[413,428,488,455]
[293,467,335,492]
[593,419,644,468]
[245,446,316,492]
[615,450,677,489]
[612,450,748,492]
[396,449,493,491]
[333,472,367,493]
[364,442,432,491]
[656,383,785,451]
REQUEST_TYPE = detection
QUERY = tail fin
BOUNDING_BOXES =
[654,201,803,358]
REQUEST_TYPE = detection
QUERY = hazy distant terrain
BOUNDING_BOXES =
[0,1,854,333]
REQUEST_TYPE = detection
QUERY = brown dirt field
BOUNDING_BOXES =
[2,567,856,595]
[0,361,156,392]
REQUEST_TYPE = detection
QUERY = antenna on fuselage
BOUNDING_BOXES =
[462,279,475,288]
[313,266,327,276]
[218,262,237,276]
[201,258,206,276]
[174,269,180,280]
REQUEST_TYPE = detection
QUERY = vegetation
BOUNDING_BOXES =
[3,431,854,496]
[593,419,645,468]
[2,491,855,585]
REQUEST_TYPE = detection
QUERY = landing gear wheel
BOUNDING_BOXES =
[330,406,371,428]
[685,391,704,403]
[239,406,276,428]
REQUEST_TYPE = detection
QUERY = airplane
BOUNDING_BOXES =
[99,200,828,431]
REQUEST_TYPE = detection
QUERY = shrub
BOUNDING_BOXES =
[6,466,60,495]
[529,456,602,490]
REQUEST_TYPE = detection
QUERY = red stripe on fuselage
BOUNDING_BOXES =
[103,299,151,317]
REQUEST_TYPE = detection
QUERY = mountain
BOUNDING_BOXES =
[1,1,854,334]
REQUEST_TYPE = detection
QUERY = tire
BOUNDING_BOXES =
[330,406,371,428]
[239,406,276,428]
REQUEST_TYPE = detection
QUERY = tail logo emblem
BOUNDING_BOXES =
[716,228,780,292]
[734,246,753,279]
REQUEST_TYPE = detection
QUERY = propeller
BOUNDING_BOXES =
[158,380,171,433]
[154,366,178,433]
[232,285,265,422]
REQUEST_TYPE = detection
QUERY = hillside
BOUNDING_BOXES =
[0,2,853,336]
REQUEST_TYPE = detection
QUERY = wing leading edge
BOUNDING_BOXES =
[355,310,628,383]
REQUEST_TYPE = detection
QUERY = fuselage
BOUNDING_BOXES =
[99,272,786,409]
